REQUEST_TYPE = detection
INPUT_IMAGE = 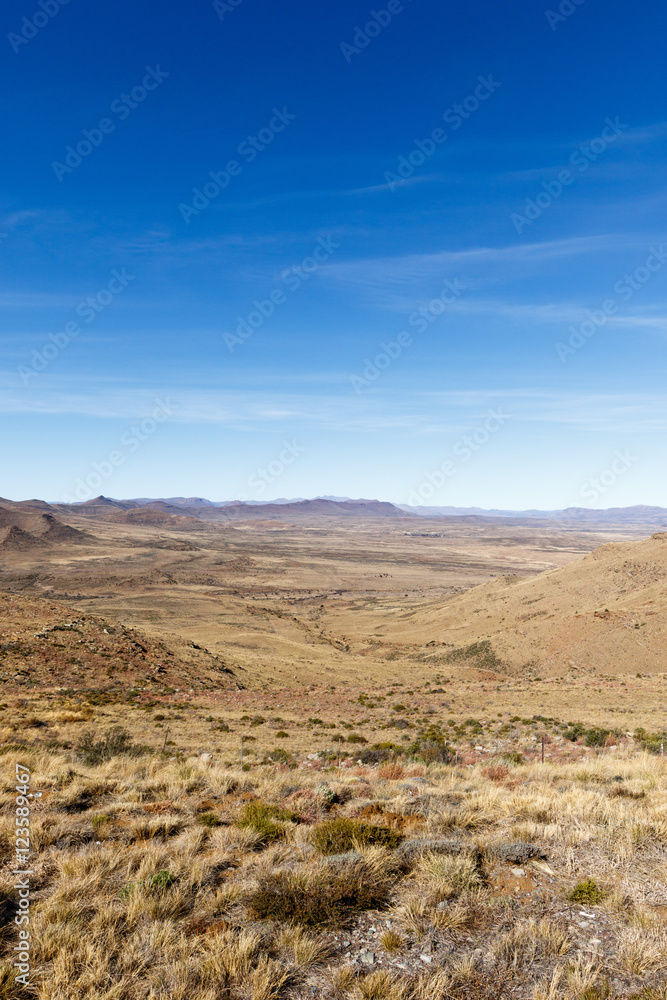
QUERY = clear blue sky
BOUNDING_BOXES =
[1,0,666,508]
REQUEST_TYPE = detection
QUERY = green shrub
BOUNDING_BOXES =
[568,878,605,904]
[248,856,397,925]
[584,727,611,747]
[501,752,524,765]
[408,726,454,764]
[237,802,299,843]
[347,734,367,744]
[198,812,220,827]
[311,818,402,855]
[564,724,612,747]
[634,728,667,755]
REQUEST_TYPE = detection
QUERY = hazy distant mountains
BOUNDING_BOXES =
[4,494,667,527]
[121,497,667,526]
[398,504,667,525]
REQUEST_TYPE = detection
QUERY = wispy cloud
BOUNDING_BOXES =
[2,373,667,433]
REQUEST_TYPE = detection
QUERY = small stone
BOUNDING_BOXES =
[420,954,433,964]
[359,950,375,966]
[511,868,526,877]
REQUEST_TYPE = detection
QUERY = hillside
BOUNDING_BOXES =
[0,592,239,693]
[356,531,667,676]
[0,505,91,549]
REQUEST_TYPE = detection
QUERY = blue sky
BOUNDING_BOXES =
[1,0,666,507]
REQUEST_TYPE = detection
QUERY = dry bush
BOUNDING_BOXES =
[379,763,406,780]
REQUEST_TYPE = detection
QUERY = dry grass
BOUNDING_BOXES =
[0,735,666,997]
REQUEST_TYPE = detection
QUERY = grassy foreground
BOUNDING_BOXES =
[1,742,667,999]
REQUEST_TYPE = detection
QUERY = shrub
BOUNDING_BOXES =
[237,802,299,843]
[275,730,289,738]
[311,818,402,855]
[248,855,397,925]
[568,879,605,905]
[482,764,510,782]
[408,728,454,764]
[198,812,221,827]
[347,734,367,744]
[584,727,611,747]
[76,726,142,765]
[634,728,667,755]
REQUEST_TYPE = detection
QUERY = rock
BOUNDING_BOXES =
[398,838,480,867]
[359,950,375,966]
[491,841,547,864]
[323,851,363,870]
[420,954,433,964]
[511,868,526,877]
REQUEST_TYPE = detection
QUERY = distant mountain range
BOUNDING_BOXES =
[4,494,667,527]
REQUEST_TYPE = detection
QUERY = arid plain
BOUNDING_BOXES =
[2,496,667,998]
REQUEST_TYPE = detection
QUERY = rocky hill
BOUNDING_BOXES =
[0,592,240,693]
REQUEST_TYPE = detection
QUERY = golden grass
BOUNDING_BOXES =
[0,743,666,997]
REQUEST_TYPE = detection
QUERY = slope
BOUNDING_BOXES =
[348,532,667,676]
